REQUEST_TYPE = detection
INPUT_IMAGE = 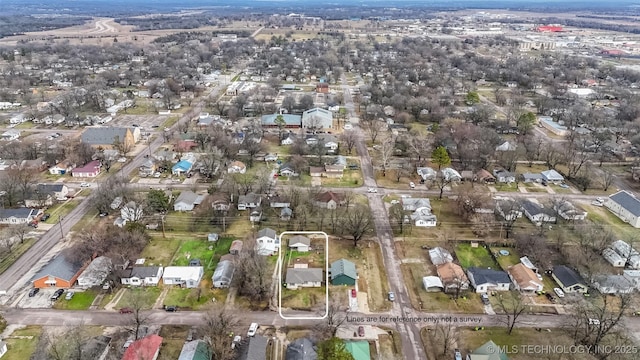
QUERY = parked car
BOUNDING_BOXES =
[231,335,242,349]
[65,291,74,300]
[28,221,38,228]
[545,293,556,303]
[165,305,177,312]
[358,326,365,337]
[28,288,39,297]
[559,183,569,189]
[409,182,416,189]
[40,213,51,222]
[589,318,601,325]
[351,289,357,298]
[481,293,490,305]
[367,187,377,193]
[80,182,91,188]
[388,292,395,301]
[247,323,259,337]
[50,289,64,301]
[591,200,604,207]
[553,288,565,298]
[119,307,133,314]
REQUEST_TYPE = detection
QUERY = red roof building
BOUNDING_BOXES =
[71,160,101,178]
[601,49,625,56]
[122,334,163,360]
[537,25,563,32]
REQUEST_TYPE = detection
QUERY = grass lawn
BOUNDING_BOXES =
[117,288,162,310]
[492,183,519,192]
[587,205,638,240]
[225,217,253,238]
[46,200,79,220]
[164,211,211,233]
[53,290,97,310]
[0,238,36,275]
[70,208,99,232]
[455,243,498,269]
[141,237,182,266]
[163,287,218,310]
[161,115,180,129]
[492,247,521,271]
[281,287,326,310]
[157,326,190,360]
[172,240,216,268]
[321,169,363,187]
[3,326,42,360]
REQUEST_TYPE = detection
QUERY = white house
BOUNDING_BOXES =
[285,268,323,289]
[605,191,640,228]
[521,200,556,225]
[120,267,163,286]
[162,266,204,288]
[212,259,235,288]
[429,247,453,266]
[238,193,262,211]
[288,235,311,252]
[0,208,38,225]
[602,248,626,268]
[422,276,444,292]
[541,169,564,183]
[410,207,437,227]
[441,168,462,182]
[174,191,205,212]
[467,267,511,293]
[77,256,112,288]
[256,227,279,256]
[610,240,640,269]
[1,130,21,141]
[417,167,437,181]
[227,161,247,174]
[623,270,640,290]
[592,275,634,295]
[554,200,587,221]
[302,108,333,130]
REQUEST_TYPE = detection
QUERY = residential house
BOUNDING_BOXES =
[592,275,634,295]
[269,196,291,209]
[281,207,293,221]
[330,259,357,286]
[229,240,243,255]
[623,270,640,290]
[324,164,344,179]
[605,191,640,228]
[264,153,278,162]
[422,276,444,292]
[507,264,543,292]
[239,335,269,360]
[541,169,564,183]
[122,334,163,360]
[286,338,317,360]
[279,163,299,177]
[316,82,329,93]
[72,160,101,178]
[344,341,371,360]
[281,134,296,145]
[552,265,588,293]
[289,235,311,252]
[467,267,512,293]
[521,200,556,224]
[441,168,462,182]
[436,262,470,294]
[119,266,164,286]
[302,108,333,130]
[285,268,323,289]
[417,167,437,181]
[212,260,235,288]
[410,207,437,227]
[401,198,431,212]
[309,166,325,177]
[249,207,263,222]
[261,114,302,129]
[495,199,523,221]
[36,184,69,201]
[610,240,640,269]
[172,160,194,176]
[178,340,210,360]
[77,256,113,288]
[554,200,587,221]
[210,193,231,211]
[163,266,204,288]
[429,247,453,266]
[139,159,157,176]
[1,130,20,141]
[174,191,205,212]
[81,127,139,149]
[256,228,279,256]
[602,248,626,268]
[475,169,496,184]
[313,191,345,209]
[238,193,262,211]
[521,173,543,183]
[467,340,509,360]
[493,169,516,183]
[0,208,39,225]
[228,161,247,174]
[496,141,517,151]
[32,255,85,288]
[48,163,72,175]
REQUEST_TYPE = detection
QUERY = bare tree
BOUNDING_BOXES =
[377,135,395,177]
[494,291,528,335]
[340,130,357,155]
[125,288,151,340]
[600,169,616,192]
[339,204,374,247]
[389,203,406,235]
[315,293,348,340]
[433,322,457,359]
[199,307,239,360]
[234,238,272,306]
[362,118,384,144]
[8,224,31,244]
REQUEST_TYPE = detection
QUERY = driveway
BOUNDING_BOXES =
[17,288,56,309]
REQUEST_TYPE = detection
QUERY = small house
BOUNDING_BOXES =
[256,227,279,256]
[429,247,453,266]
[552,265,588,294]
[119,266,164,286]
[76,256,113,288]
[229,240,243,254]
[521,200,556,225]
[280,207,293,221]
[122,334,163,360]
[249,207,263,222]
[212,260,235,288]
[422,276,444,292]
[592,275,634,295]
[0,208,39,225]
[610,240,640,269]
[467,267,511,293]
[288,235,311,252]
[174,191,205,212]
[554,200,587,221]
[541,169,564,183]
[285,268,323,289]
[71,160,101,178]
[163,266,204,288]
[493,169,516,183]
[436,262,469,294]
[330,259,357,286]
[238,193,262,211]
[507,264,543,292]
[602,248,626,268]
[313,191,345,209]
[417,167,437,181]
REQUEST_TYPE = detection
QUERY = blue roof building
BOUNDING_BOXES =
[172,160,193,175]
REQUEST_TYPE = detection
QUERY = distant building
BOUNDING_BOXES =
[81,127,140,149]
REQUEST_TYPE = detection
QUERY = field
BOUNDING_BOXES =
[281,287,326,310]
[140,237,182,266]
[455,243,498,269]
[321,169,364,187]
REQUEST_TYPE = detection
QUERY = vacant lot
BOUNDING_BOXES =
[281,287,326,311]
[140,237,181,266]
[117,288,161,309]
[3,326,42,360]
[164,211,212,233]
[163,287,219,310]
[455,243,498,269]
[322,169,363,188]
[158,325,190,360]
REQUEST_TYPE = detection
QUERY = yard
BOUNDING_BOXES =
[52,290,97,310]
[0,238,36,275]
[45,199,80,220]
[163,287,221,310]
[116,287,162,310]
[587,204,638,240]
[455,243,498,269]
[281,287,326,310]
[163,211,212,233]
[491,247,521,270]
[157,326,190,360]
[140,237,182,266]
[171,239,217,269]
[321,169,363,188]
[2,326,42,360]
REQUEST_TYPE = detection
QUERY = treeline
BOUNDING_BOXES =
[115,14,219,31]
[576,14,640,22]
[152,30,252,44]
[0,16,90,39]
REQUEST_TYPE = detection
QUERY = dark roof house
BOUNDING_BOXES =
[552,265,588,293]
[286,338,317,360]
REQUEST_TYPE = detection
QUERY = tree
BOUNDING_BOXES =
[113,135,134,157]
[362,118,383,144]
[377,136,395,177]
[233,238,272,305]
[433,322,457,358]
[31,325,91,360]
[431,146,450,171]
[389,203,406,234]
[125,288,151,340]
[199,307,239,360]
[340,130,357,155]
[8,224,31,244]
[516,111,536,134]
[494,291,528,335]
[315,294,348,339]
[600,169,615,191]
[465,91,480,105]
[146,189,169,213]
[317,337,354,360]
[339,204,374,247]
[298,94,314,110]
[282,96,296,113]
[121,201,144,222]
[274,114,286,143]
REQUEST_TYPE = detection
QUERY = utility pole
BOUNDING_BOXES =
[161,214,166,238]
[58,216,64,239]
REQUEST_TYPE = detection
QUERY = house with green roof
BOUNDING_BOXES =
[467,340,509,360]
[178,340,210,360]
[330,259,357,286]
[344,341,370,360]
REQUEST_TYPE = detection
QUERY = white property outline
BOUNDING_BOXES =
[278,231,329,320]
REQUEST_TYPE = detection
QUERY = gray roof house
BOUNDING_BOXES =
[554,200,587,221]
[417,167,437,181]
[256,227,279,256]
[119,266,164,286]
[401,198,431,212]
[288,235,311,252]
[174,191,205,212]
[240,335,269,360]
[286,338,317,360]
[605,191,640,228]
[212,260,235,288]
[521,200,556,225]
[238,193,262,211]
[521,173,543,183]
[467,267,511,293]
[428,247,453,266]
[77,256,113,288]
[0,208,39,225]
[592,275,634,295]
[32,255,84,288]
[541,169,564,182]
[552,265,588,293]
[610,240,640,269]
[285,268,323,289]
[602,248,626,268]
[80,127,138,146]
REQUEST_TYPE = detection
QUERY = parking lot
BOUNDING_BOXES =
[111,114,171,130]
[18,288,57,308]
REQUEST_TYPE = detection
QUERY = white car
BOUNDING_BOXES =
[80,182,91,188]
[247,323,259,337]
[367,188,377,193]
[553,288,565,298]
[589,318,600,325]
[231,335,242,349]
[591,200,604,207]
[409,182,416,189]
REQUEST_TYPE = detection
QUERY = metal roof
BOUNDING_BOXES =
[32,255,81,282]
[609,191,640,217]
